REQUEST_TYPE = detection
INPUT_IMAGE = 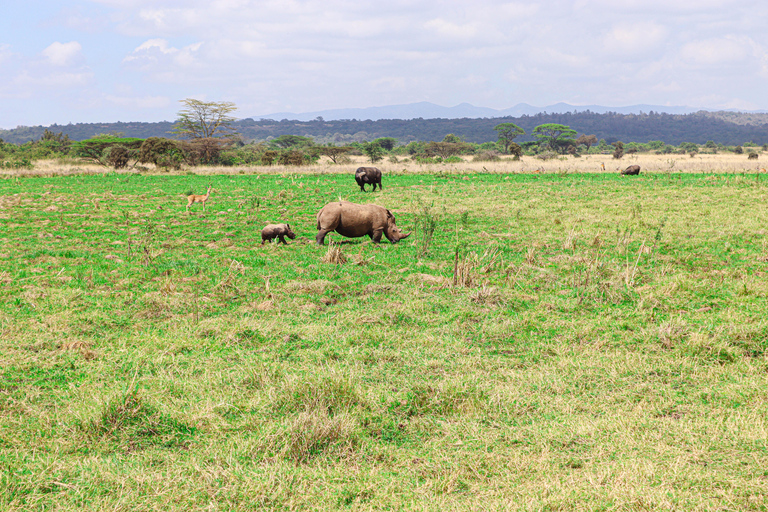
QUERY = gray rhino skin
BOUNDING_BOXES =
[316,201,410,245]
[622,165,641,175]
[355,167,382,192]
[261,223,296,244]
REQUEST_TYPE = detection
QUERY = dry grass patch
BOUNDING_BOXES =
[321,242,347,264]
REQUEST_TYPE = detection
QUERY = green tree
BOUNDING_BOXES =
[576,134,598,152]
[362,141,384,163]
[316,145,353,164]
[493,123,525,154]
[71,136,144,168]
[373,137,397,151]
[679,142,698,153]
[424,141,471,159]
[172,99,238,139]
[532,124,577,154]
[269,135,314,149]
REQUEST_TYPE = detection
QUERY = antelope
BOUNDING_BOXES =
[601,162,606,171]
[186,184,212,212]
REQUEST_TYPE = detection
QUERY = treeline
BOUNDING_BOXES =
[2,128,765,173]
[3,111,768,146]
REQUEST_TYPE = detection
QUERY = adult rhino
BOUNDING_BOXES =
[316,201,410,245]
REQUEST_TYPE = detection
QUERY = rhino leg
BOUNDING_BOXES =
[371,229,384,243]
[316,229,332,245]
[278,235,287,244]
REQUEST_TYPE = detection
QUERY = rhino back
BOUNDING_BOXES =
[318,201,386,237]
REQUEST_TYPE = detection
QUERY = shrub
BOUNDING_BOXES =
[104,146,130,169]
[612,141,624,159]
[473,151,501,162]
[138,138,184,170]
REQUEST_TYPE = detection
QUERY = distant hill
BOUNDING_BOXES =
[251,101,708,122]
[2,109,768,146]
[235,111,768,146]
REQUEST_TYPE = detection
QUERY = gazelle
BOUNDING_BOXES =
[186,184,212,213]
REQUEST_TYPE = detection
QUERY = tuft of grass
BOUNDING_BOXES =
[280,410,360,463]
[321,241,347,264]
[86,388,195,450]
[414,198,441,258]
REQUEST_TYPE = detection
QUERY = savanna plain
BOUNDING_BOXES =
[1,154,768,510]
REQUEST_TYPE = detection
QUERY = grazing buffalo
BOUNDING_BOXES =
[316,201,410,245]
[355,167,382,192]
[622,165,641,175]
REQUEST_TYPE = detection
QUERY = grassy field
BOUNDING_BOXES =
[1,158,768,510]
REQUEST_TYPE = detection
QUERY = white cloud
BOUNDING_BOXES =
[4,0,768,127]
[105,94,171,109]
[0,44,14,65]
[424,18,480,39]
[123,39,203,72]
[679,38,748,66]
[603,23,668,56]
[41,41,82,66]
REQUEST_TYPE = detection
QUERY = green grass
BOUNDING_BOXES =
[1,170,767,510]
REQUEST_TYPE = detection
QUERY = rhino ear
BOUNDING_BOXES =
[286,223,291,229]
[386,209,394,219]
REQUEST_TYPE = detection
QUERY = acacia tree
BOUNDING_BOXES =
[576,134,598,152]
[316,145,353,164]
[532,123,577,154]
[172,99,238,139]
[424,141,470,159]
[171,99,238,164]
[493,123,525,154]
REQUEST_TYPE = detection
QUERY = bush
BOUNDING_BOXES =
[612,141,624,159]
[536,151,557,161]
[104,146,130,169]
[473,151,501,162]
[138,138,184,170]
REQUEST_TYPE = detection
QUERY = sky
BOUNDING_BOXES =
[2,0,768,129]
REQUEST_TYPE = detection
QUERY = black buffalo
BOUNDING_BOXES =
[355,167,382,192]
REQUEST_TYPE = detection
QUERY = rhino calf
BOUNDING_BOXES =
[316,201,410,245]
[622,165,641,175]
[261,223,296,244]
[355,167,382,192]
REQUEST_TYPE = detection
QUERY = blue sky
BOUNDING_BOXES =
[2,0,767,128]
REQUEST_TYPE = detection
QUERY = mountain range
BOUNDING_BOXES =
[251,101,759,122]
